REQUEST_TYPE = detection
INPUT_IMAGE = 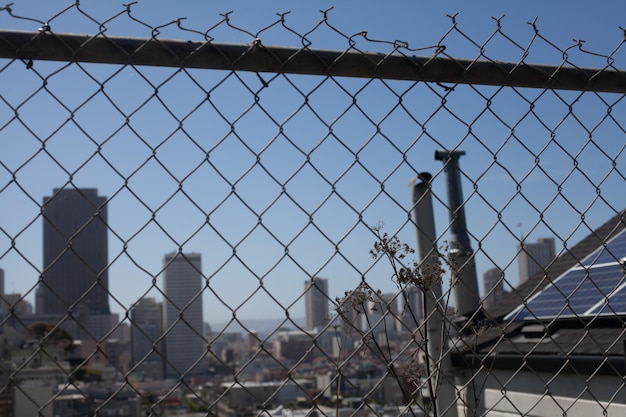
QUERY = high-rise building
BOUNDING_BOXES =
[483,267,506,309]
[130,297,164,380]
[519,237,556,284]
[0,294,32,315]
[399,286,423,333]
[162,252,205,379]
[304,277,329,330]
[38,188,110,317]
[363,292,399,342]
[0,267,4,295]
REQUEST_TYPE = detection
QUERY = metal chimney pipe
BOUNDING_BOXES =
[410,172,458,417]
[411,173,437,263]
[434,149,481,320]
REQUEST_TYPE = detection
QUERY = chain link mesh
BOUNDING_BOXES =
[0,3,625,416]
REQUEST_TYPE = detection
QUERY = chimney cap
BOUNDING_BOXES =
[408,172,432,187]
[434,148,466,161]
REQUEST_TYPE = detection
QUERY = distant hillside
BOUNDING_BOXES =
[208,316,306,337]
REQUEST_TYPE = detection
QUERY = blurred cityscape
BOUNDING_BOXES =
[0,187,558,416]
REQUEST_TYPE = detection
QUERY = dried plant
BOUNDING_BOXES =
[333,224,455,416]
[369,223,446,292]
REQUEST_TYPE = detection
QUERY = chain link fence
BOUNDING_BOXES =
[0,3,625,416]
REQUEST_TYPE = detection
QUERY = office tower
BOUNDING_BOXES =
[364,292,399,341]
[336,290,365,334]
[38,188,110,316]
[483,267,506,309]
[304,277,329,330]
[519,237,556,284]
[399,286,424,333]
[162,252,205,378]
[130,297,164,380]
[333,290,368,357]
[1,293,32,314]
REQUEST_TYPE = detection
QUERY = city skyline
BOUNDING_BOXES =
[0,2,624,325]
[0,183,612,328]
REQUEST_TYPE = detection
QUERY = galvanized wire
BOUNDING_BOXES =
[0,2,625,417]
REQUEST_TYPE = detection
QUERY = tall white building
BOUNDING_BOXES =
[483,267,506,309]
[304,277,329,330]
[399,286,423,333]
[335,290,365,334]
[364,292,400,342]
[519,237,556,284]
[162,252,205,379]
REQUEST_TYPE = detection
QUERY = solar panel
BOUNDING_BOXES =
[506,229,626,321]
[582,231,626,267]
[586,282,626,315]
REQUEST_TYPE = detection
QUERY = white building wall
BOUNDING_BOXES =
[462,369,626,417]
[14,380,55,417]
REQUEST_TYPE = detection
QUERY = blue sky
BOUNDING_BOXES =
[1,1,625,327]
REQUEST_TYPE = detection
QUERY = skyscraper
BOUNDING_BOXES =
[519,237,556,284]
[38,188,110,316]
[162,252,205,378]
[304,277,329,330]
[364,292,400,342]
[335,290,365,333]
[483,267,506,309]
[130,297,164,380]
[399,286,423,333]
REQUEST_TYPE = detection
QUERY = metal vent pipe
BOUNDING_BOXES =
[434,149,481,320]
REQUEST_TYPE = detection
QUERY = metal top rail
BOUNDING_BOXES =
[1,29,625,93]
